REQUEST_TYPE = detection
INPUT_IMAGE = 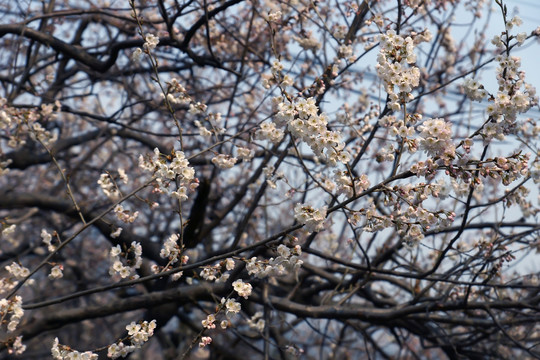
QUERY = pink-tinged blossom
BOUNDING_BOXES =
[48,265,64,279]
[7,335,26,355]
[199,336,212,348]
[202,314,216,329]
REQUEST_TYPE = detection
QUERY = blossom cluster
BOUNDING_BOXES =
[51,319,157,359]
[1,224,16,240]
[488,54,537,122]
[504,185,537,218]
[196,246,284,342]
[236,146,255,161]
[261,59,293,89]
[0,295,24,332]
[274,96,350,166]
[30,121,58,148]
[164,78,190,105]
[143,34,159,51]
[246,244,303,278]
[153,249,187,280]
[463,17,539,143]
[197,277,253,348]
[41,228,56,252]
[51,338,97,360]
[113,204,139,223]
[477,154,530,186]
[107,320,157,359]
[232,279,253,299]
[337,44,355,62]
[401,225,425,249]
[376,30,428,110]
[160,233,182,263]
[199,336,212,348]
[199,258,236,283]
[0,277,16,295]
[333,171,370,198]
[212,154,238,169]
[139,148,197,202]
[418,118,455,164]
[379,112,422,147]
[5,262,30,280]
[201,313,217,329]
[358,182,456,248]
[194,119,212,137]
[266,10,282,23]
[97,168,128,200]
[255,121,285,143]
[294,203,327,233]
[109,242,143,279]
[6,335,26,355]
[0,98,59,149]
[189,102,208,116]
[132,33,159,61]
[97,173,120,200]
[198,296,242,347]
[410,158,438,178]
[462,78,488,101]
[436,153,530,187]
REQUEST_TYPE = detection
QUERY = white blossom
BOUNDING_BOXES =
[0,295,24,332]
[294,203,327,233]
[7,335,26,355]
[49,265,64,279]
[143,34,159,51]
[232,279,252,299]
[212,154,237,169]
[222,298,241,315]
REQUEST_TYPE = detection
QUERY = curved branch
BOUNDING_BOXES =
[0,190,164,264]
[1,282,228,349]
[0,24,145,72]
